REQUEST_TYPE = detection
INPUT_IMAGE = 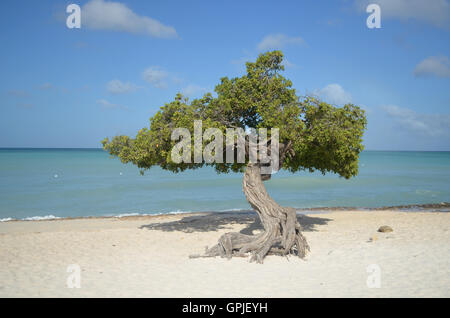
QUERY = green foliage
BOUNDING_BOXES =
[102,51,367,178]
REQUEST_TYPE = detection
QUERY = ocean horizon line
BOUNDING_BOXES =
[1,147,450,153]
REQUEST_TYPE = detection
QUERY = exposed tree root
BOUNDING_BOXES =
[190,163,310,263]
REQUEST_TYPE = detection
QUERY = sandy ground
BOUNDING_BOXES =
[0,210,449,297]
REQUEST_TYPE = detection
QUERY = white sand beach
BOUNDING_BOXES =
[0,210,449,297]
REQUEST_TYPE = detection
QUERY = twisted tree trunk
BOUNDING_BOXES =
[194,163,309,263]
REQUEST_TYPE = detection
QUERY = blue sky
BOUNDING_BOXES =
[0,0,449,150]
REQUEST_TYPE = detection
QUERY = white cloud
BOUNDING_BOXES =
[171,76,184,85]
[106,79,139,94]
[39,83,53,90]
[97,99,115,108]
[257,34,305,51]
[82,0,177,38]
[283,58,296,69]
[142,66,169,89]
[181,84,207,97]
[414,56,450,78]
[7,90,29,97]
[230,55,254,66]
[355,0,450,28]
[313,84,353,105]
[97,99,127,110]
[383,105,450,136]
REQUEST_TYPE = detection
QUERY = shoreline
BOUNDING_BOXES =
[0,209,448,297]
[1,202,449,223]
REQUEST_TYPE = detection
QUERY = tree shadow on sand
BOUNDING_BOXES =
[139,211,332,234]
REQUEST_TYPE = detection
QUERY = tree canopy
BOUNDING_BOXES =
[102,51,367,179]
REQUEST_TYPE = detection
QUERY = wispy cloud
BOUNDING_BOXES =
[257,33,305,51]
[106,79,139,94]
[7,90,29,97]
[283,58,296,69]
[39,83,53,90]
[355,0,450,29]
[82,0,177,38]
[383,105,450,136]
[142,66,169,89]
[97,99,127,110]
[312,84,353,105]
[414,56,450,78]
[181,84,207,97]
[230,55,254,66]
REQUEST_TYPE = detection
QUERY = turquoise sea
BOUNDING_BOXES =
[0,149,449,221]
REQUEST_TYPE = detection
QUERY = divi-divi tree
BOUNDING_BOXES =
[102,51,367,263]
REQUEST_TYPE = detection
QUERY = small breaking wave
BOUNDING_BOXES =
[0,203,448,223]
[1,215,61,222]
[0,210,199,222]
